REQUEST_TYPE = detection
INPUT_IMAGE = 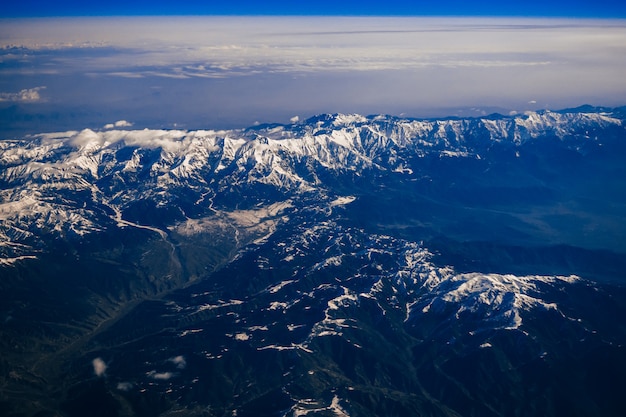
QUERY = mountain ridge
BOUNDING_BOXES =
[1,107,625,417]
[1,108,623,260]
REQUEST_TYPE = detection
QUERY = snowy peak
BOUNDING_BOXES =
[0,108,624,260]
[3,108,626,417]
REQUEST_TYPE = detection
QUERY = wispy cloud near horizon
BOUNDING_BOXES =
[1,17,625,133]
[3,17,626,76]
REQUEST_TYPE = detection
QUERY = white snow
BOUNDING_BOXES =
[0,255,38,266]
[268,301,288,310]
[196,299,243,312]
[179,329,203,337]
[327,287,358,310]
[421,273,580,330]
[329,196,356,206]
[289,394,350,417]
[267,280,296,294]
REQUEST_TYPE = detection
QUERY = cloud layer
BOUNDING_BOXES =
[3,17,626,77]
[1,17,625,132]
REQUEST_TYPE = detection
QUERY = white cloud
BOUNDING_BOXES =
[5,18,626,76]
[0,86,46,102]
[168,355,187,369]
[69,128,198,152]
[528,100,537,104]
[2,17,625,121]
[92,357,107,377]
[70,129,106,148]
[147,370,175,380]
[290,115,300,123]
[104,120,133,130]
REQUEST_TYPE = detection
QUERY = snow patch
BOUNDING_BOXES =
[267,280,295,294]
[329,196,356,206]
[290,394,350,417]
[0,255,38,266]
[179,329,203,337]
[196,299,243,312]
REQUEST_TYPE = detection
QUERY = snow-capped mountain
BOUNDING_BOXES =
[0,109,622,260]
[1,108,625,417]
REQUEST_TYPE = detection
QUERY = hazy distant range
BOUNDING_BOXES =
[1,16,626,137]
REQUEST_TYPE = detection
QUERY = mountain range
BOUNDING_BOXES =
[1,107,625,416]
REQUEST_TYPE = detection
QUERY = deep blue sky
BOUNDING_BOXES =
[2,0,626,18]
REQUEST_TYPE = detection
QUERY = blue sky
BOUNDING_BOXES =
[2,3,626,137]
[3,0,626,18]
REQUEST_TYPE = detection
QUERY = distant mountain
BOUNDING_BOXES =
[1,108,625,417]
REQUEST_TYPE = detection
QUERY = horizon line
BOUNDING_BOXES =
[3,13,626,19]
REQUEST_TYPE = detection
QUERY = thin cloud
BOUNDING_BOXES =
[4,18,625,76]
[69,128,202,152]
[2,17,625,130]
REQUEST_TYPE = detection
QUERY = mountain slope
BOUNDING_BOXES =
[1,108,625,417]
